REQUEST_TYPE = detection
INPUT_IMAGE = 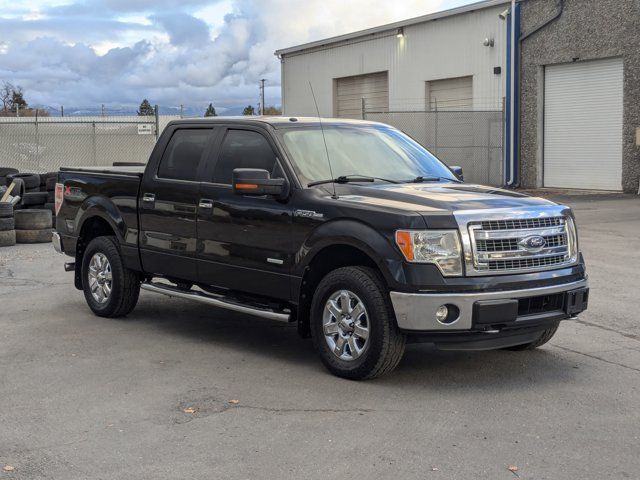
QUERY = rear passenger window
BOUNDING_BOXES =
[211,130,282,184]
[157,129,211,181]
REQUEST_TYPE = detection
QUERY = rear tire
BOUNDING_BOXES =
[82,236,140,318]
[504,322,560,351]
[310,266,405,380]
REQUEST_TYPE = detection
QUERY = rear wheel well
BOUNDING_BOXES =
[296,244,383,338]
[74,216,117,290]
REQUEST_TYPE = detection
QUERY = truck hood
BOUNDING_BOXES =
[335,182,556,213]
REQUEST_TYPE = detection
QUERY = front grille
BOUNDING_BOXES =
[468,216,575,274]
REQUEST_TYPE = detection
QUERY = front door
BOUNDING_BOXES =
[139,125,216,282]
[197,127,293,300]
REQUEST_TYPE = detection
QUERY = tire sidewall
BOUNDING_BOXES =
[82,237,124,316]
[310,267,393,379]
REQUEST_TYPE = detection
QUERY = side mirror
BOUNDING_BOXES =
[232,168,288,199]
[450,166,464,181]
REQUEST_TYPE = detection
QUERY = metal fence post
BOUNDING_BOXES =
[92,121,97,165]
[154,105,160,141]
[34,110,39,171]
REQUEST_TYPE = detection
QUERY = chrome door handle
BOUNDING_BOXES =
[142,193,155,205]
[198,199,214,209]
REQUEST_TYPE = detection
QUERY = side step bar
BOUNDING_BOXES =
[140,281,291,323]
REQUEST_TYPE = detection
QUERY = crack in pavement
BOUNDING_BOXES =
[574,319,639,342]
[551,344,640,373]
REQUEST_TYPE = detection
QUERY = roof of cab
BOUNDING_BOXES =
[168,116,385,129]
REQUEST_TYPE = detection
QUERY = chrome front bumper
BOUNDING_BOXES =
[52,231,63,254]
[390,278,588,331]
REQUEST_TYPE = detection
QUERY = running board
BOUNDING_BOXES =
[140,282,291,323]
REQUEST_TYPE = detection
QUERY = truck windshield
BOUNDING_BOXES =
[278,125,457,186]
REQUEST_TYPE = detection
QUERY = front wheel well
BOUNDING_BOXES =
[296,244,384,338]
[73,216,117,290]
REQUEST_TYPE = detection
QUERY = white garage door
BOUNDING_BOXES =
[544,58,623,190]
[335,71,388,118]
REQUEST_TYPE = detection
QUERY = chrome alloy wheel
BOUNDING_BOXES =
[322,290,370,361]
[88,252,112,304]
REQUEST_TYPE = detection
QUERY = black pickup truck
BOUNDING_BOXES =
[53,117,588,379]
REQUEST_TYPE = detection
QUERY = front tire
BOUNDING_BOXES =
[504,322,560,351]
[310,266,405,380]
[82,236,140,318]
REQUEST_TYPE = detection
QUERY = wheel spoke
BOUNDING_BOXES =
[347,336,360,358]
[334,336,346,356]
[327,300,342,320]
[339,291,351,314]
[353,324,369,341]
[323,321,339,336]
[350,302,365,321]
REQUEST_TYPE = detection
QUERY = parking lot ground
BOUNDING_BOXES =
[1,194,639,480]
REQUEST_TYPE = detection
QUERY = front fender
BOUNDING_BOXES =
[294,219,407,288]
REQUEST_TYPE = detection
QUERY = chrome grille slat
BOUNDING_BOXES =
[480,217,564,230]
[476,255,567,271]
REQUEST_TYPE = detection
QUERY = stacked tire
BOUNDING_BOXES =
[0,202,16,247]
[14,209,53,244]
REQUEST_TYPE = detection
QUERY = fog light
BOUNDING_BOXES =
[435,305,449,323]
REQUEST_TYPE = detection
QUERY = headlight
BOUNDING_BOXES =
[395,229,463,276]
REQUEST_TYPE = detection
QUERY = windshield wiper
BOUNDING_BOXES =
[407,176,461,183]
[308,175,399,187]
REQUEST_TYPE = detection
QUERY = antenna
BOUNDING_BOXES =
[308,81,338,199]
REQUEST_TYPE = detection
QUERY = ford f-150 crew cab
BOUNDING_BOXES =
[52,117,589,379]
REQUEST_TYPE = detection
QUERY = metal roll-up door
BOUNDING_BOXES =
[335,72,388,118]
[544,58,623,191]
[427,76,473,110]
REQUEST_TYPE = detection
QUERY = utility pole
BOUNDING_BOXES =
[180,104,184,118]
[61,105,64,117]
[101,104,105,117]
[259,79,266,116]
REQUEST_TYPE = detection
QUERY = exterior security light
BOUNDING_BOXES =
[483,37,494,47]
[396,27,404,38]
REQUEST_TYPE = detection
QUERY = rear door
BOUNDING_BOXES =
[139,125,217,281]
[196,126,293,300]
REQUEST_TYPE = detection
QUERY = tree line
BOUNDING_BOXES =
[138,99,282,117]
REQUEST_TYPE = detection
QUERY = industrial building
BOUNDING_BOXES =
[276,0,640,192]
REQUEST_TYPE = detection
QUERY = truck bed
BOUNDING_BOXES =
[59,165,145,177]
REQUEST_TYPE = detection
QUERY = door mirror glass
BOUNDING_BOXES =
[232,168,288,198]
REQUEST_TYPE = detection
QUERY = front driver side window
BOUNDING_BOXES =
[211,129,283,184]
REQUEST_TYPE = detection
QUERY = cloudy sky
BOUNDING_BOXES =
[0,0,476,113]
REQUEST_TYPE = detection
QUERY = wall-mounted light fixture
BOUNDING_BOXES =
[483,37,495,47]
[396,27,404,38]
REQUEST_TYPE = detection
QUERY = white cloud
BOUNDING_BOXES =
[0,0,448,110]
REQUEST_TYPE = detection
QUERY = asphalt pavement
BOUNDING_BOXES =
[1,193,639,480]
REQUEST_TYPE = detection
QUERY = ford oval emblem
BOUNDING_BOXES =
[520,235,547,251]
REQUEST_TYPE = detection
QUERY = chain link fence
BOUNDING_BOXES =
[0,115,181,172]
[364,110,504,186]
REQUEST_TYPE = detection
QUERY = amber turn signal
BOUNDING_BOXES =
[395,230,414,261]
